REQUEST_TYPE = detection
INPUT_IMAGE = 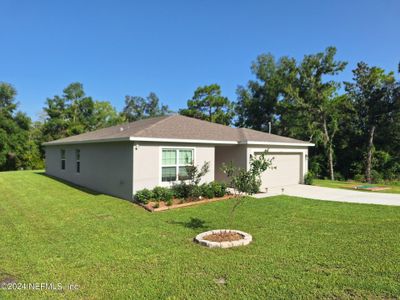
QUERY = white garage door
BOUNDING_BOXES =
[255,152,302,190]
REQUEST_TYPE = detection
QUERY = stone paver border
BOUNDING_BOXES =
[194,229,252,248]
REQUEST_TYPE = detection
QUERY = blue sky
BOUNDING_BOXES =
[1,0,399,120]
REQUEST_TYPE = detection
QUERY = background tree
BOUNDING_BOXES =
[179,84,234,125]
[235,47,347,180]
[122,92,170,122]
[92,101,124,129]
[345,62,398,183]
[0,82,42,170]
[235,54,287,131]
[280,47,347,180]
[42,95,70,141]
[42,82,121,142]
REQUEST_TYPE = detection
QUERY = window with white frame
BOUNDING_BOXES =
[75,149,80,173]
[61,149,66,170]
[161,148,193,182]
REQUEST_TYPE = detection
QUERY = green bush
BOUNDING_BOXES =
[200,183,215,199]
[371,170,384,184]
[135,189,154,204]
[334,172,345,181]
[189,185,202,199]
[171,183,190,199]
[152,186,173,201]
[354,174,365,182]
[171,182,225,200]
[152,186,165,201]
[172,183,202,200]
[209,181,227,197]
[304,172,314,185]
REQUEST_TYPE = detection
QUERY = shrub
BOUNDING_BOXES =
[135,189,154,204]
[152,186,173,201]
[200,183,215,199]
[334,172,344,181]
[165,199,173,206]
[304,172,314,185]
[209,181,227,197]
[354,174,365,182]
[172,183,203,200]
[371,170,384,184]
[189,185,202,199]
[152,186,165,201]
[171,183,190,199]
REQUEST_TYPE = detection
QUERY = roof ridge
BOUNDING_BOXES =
[132,115,173,136]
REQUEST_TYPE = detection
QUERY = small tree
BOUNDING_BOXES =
[172,161,210,200]
[185,161,210,186]
[221,151,274,225]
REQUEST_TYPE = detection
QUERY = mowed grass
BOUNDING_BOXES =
[314,179,400,194]
[0,171,400,299]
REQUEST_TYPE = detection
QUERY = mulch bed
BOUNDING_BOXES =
[137,195,235,212]
[203,232,244,242]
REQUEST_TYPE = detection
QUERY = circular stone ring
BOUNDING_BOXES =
[194,229,252,248]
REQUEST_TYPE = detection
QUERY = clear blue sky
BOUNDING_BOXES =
[1,0,399,120]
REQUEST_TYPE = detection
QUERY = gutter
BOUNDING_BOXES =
[43,137,314,147]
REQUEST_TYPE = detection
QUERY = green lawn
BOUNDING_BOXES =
[1,171,400,299]
[314,179,400,194]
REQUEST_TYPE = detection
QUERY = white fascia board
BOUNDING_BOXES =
[240,141,315,147]
[42,137,131,146]
[129,136,238,145]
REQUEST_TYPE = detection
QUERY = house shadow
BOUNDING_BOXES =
[167,217,209,230]
[34,171,102,196]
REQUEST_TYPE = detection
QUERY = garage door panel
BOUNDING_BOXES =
[255,152,301,189]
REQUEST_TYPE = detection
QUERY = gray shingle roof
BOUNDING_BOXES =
[43,115,313,146]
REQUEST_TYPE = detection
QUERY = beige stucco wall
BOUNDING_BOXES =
[214,145,248,182]
[45,140,309,199]
[133,142,215,193]
[45,142,134,200]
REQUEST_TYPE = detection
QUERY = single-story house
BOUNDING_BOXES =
[43,115,314,200]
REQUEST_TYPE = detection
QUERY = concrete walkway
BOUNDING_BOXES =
[252,184,400,206]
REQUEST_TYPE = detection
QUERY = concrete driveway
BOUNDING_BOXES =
[253,184,400,206]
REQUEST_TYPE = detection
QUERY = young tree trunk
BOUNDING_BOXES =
[322,117,335,181]
[328,143,335,181]
[365,125,376,183]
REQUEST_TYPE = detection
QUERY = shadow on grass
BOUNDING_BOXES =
[34,171,102,196]
[168,217,209,230]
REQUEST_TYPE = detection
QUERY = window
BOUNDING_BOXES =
[75,149,80,173]
[161,148,193,182]
[61,149,66,170]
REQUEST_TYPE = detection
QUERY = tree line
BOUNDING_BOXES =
[1,46,399,183]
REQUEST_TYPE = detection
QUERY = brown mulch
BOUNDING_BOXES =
[203,232,244,242]
[139,195,235,212]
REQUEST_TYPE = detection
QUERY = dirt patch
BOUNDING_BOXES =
[0,276,16,285]
[0,270,17,285]
[203,232,244,242]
